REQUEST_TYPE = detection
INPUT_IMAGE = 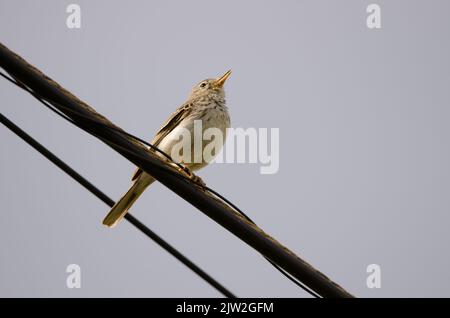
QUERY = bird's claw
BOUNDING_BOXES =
[189,174,206,187]
[171,163,206,187]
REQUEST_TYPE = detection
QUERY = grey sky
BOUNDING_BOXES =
[1,0,450,297]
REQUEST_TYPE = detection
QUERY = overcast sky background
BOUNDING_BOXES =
[1,0,450,297]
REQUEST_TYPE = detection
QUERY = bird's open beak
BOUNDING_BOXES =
[215,70,232,88]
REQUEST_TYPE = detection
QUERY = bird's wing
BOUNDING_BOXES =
[131,103,193,181]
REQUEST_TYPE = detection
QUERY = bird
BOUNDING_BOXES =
[102,70,232,227]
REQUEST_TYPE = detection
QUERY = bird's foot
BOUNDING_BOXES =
[189,174,206,187]
[171,163,206,187]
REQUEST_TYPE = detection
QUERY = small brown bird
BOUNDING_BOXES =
[103,70,232,227]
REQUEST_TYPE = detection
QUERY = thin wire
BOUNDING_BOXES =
[0,112,236,298]
[0,69,320,298]
[1,69,320,298]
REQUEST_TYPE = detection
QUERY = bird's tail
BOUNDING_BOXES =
[102,179,153,228]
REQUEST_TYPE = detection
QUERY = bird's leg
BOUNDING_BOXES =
[189,173,206,187]
[169,163,206,187]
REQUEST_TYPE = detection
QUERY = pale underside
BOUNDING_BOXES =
[131,101,229,182]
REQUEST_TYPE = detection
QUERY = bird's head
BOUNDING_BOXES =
[189,70,231,100]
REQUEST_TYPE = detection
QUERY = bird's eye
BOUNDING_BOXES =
[200,82,207,88]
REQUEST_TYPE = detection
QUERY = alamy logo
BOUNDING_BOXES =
[66,264,81,289]
[66,4,81,29]
[169,120,280,174]
[366,264,381,289]
[366,4,381,29]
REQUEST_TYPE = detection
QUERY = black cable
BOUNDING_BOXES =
[1,70,320,297]
[0,112,236,298]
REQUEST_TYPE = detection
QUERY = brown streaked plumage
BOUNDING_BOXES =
[103,70,231,227]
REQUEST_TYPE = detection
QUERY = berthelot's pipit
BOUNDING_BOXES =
[103,70,232,227]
